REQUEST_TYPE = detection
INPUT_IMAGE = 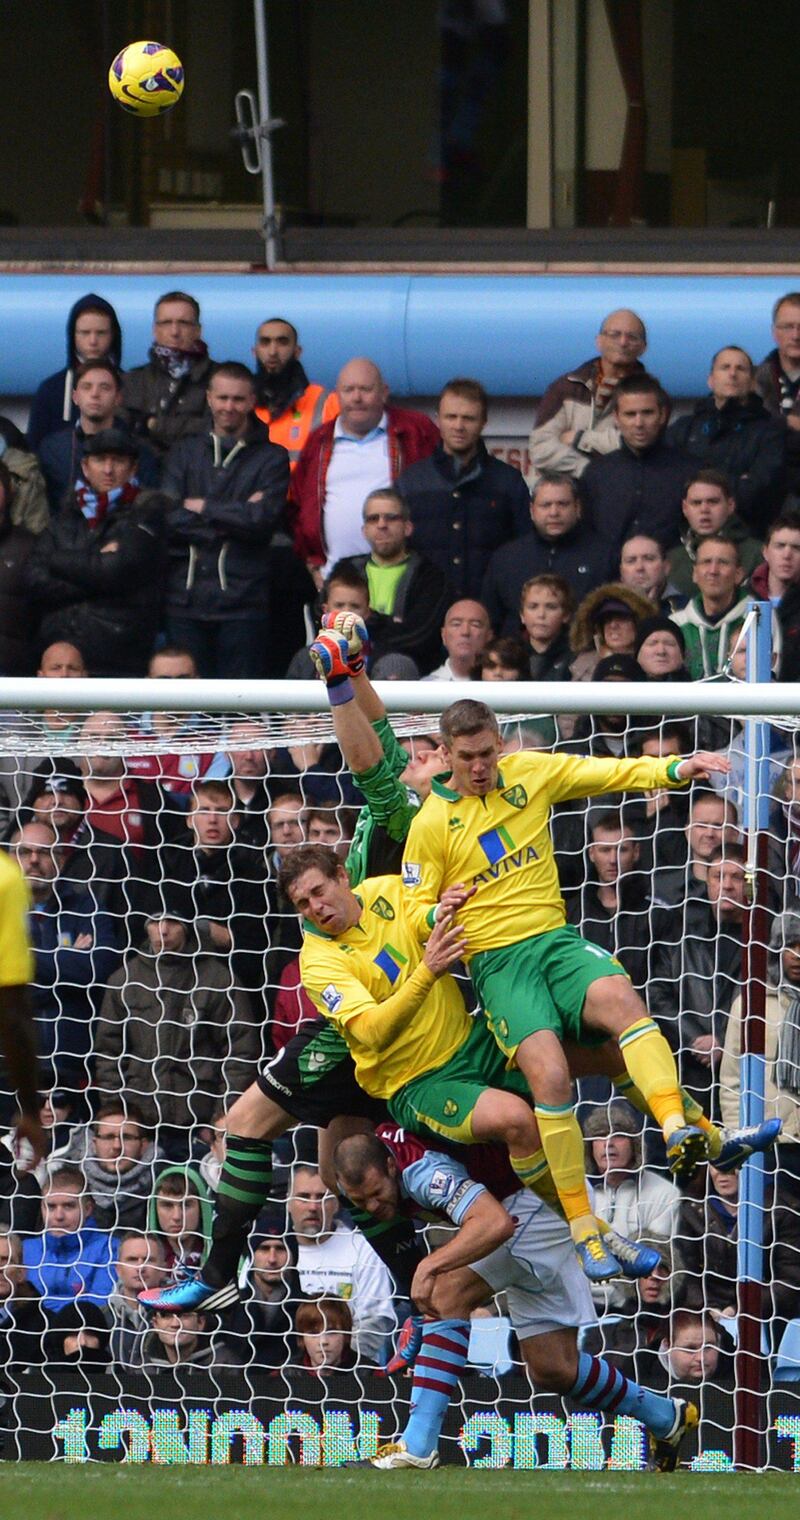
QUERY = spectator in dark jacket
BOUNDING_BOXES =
[9,819,121,1085]
[120,290,215,457]
[749,508,800,684]
[580,374,691,554]
[26,428,167,678]
[222,1217,299,1369]
[0,1228,49,1375]
[396,378,530,601]
[162,362,290,678]
[519,573,575,679]
[650,849,747,1113]
[0,459,36,674]
[667,468,764,600]
[290,357,439,576]
[678,1165,800,1339]
[26,293,122,452]
[151,778,268,1003]
[345,487,450,675]
[38,360,160,511]
[481,472,612,633]
[668,346,786,534]
[94,909,261,1141]
[754,290,800,494]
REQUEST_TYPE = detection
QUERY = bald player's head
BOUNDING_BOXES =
[336,357,389,436]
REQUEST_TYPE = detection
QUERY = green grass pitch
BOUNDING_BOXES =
[0,1467,798,1520]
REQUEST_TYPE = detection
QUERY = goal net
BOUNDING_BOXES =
[0,671,798,1473]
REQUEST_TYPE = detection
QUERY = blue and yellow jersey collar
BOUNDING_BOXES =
[431,768,505,803]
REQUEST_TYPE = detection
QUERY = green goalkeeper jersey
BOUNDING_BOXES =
[344,716,420,888]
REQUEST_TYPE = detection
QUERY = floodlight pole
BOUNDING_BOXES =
[253,0,279,269]
[734,600,772,1471]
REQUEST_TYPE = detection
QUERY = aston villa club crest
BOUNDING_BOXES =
[370,896,395,921]
[502,784,527,809]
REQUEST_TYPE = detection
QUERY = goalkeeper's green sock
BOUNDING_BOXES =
[202,1135,274,1288]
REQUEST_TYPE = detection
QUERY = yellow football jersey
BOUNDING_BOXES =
[402,749,685,957]
[0,853,34,987]
[299,873,472,1099]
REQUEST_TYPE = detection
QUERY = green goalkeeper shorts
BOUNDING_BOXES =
[388,1016,530,1145]
[470,924,627,1058]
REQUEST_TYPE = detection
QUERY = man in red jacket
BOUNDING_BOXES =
[289,357,438,585]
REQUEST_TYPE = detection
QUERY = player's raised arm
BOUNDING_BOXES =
[542,747,730,807]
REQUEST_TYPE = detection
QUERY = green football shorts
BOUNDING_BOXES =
[470,924,627,1058]
[388,1016,530,1145]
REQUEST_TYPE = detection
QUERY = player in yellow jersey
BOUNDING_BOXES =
[400,697,731,1280]
[0,853,45,1164]
[279,843,594,1198]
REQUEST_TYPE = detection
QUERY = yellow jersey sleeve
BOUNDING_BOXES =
[401,802,447,938]
[0,857,34,987]
[535,752,683,806]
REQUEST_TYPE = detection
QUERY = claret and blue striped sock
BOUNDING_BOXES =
[569,1351,675,1439]
[401,1319,471,1458]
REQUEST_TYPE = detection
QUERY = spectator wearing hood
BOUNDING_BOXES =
[147,1165,214,1274]
[584,1103,680,1249]
[94,904,260,1149]
[721,908,800,1153]
[0,459,37,674]
[569,582,656,681]
[252,316,338,469]
[635,615,690,682]
[672,533,751,680]
[120,290,214,457]
[668,346,786,536]
[482,472,612,634]
[162,361,290,679]
[48,1101,161,1232]
[22,1164,115,1313]
[26,427,168,678]
[667,469,764,600]
[37,359,160,512]
[26,293,122,453]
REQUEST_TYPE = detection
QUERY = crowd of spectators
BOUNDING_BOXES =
[1,287,800,1404]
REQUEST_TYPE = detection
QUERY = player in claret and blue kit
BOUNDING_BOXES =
[333,1126,697,1473]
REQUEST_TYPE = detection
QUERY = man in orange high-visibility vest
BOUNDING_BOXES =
[252,316,339,472]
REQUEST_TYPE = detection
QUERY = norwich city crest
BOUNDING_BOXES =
[370,896,395,921]
[443,1099,459,1117]
[502,784,527,809]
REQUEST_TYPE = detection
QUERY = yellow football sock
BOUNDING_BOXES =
[617,1018,684,1138]
[509,1148,562,1212]
[534,1103,596,1241]
[613,1073,723,1158]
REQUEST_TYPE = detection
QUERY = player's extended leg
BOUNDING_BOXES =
[511,1029,617,1276]
[139,1081,290,1311]
[581,975,709,1180]
[565,1039,781,1175]
[520,1327,698,1472]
